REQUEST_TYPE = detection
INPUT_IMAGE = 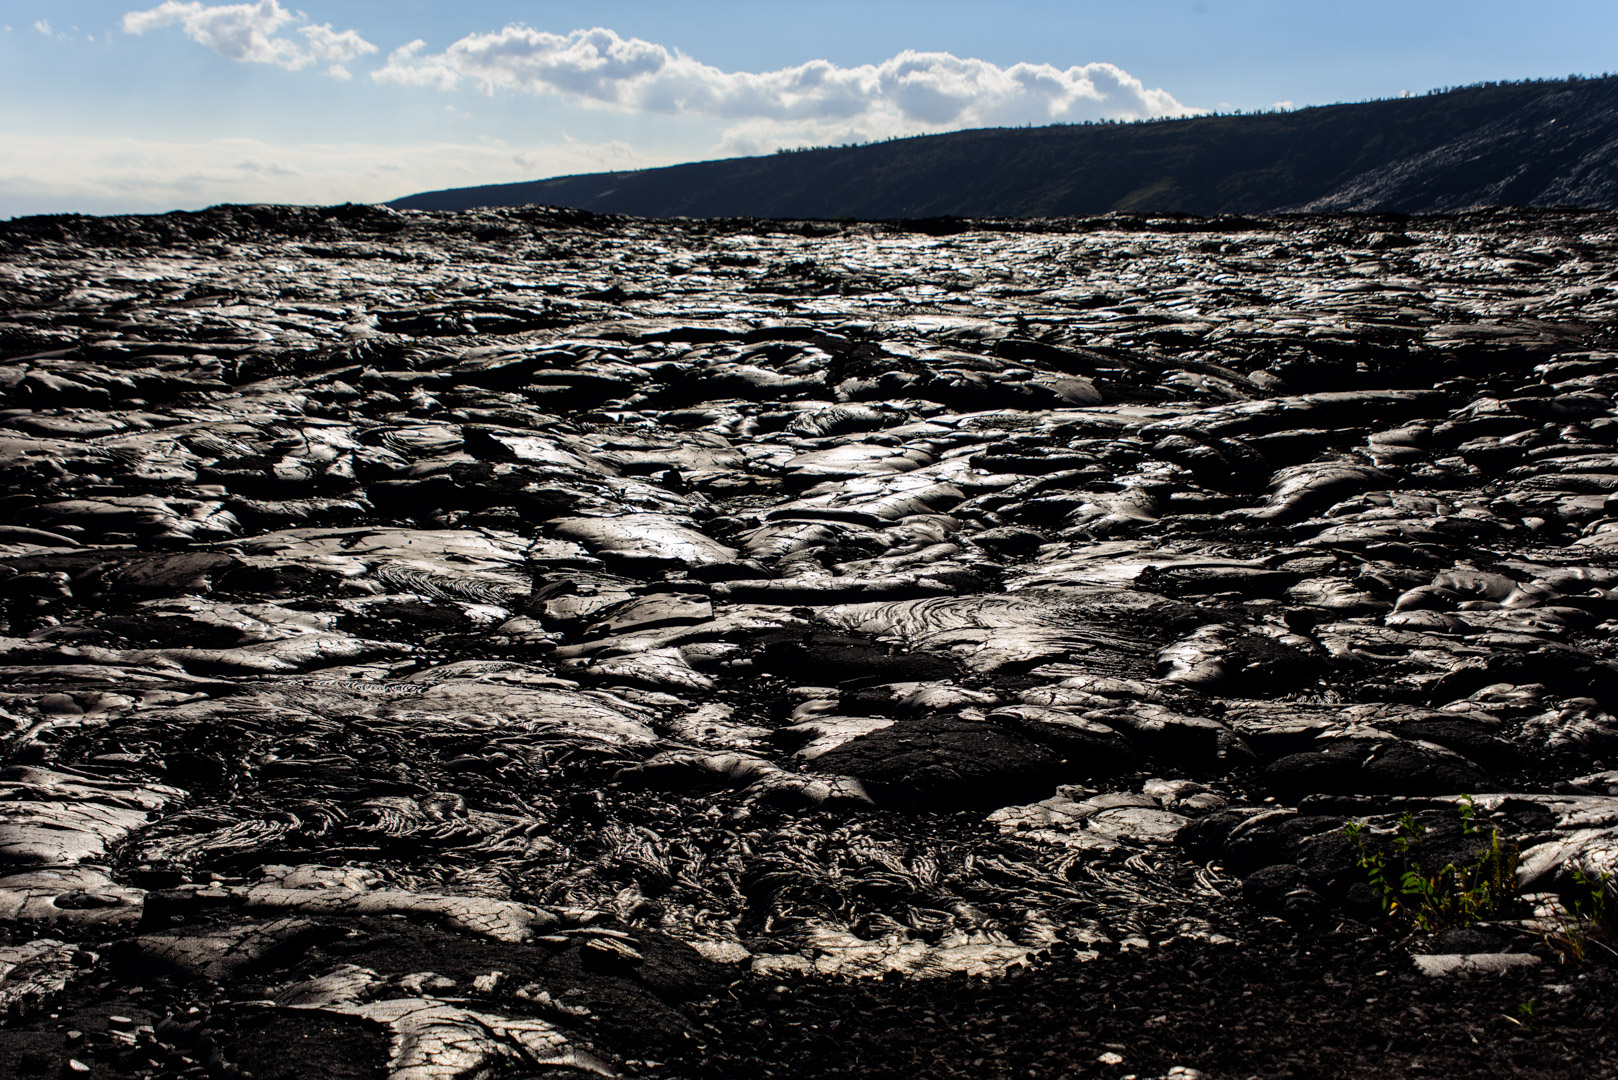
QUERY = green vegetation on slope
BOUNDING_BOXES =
[391,76,1618,219]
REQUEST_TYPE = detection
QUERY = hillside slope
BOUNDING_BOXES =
[391,77,1618,218]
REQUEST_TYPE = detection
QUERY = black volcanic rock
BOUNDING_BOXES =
[2,203,1618,1078]
[807,714,1065,808]
[1263,739,1494,798]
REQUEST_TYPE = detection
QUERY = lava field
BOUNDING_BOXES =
[1,204,1617,1078]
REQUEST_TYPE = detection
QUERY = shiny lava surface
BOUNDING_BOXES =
[1,204,1617,1079]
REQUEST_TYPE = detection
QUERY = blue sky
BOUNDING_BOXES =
[3,1,1615,217]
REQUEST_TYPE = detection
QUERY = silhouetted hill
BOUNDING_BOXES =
[391,77,1618,218]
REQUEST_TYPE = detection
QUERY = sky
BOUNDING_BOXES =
[3,1,1616,218]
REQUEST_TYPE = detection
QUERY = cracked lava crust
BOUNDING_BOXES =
[1,204,1616,1079]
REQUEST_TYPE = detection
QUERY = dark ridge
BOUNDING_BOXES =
[390,76,1618,218]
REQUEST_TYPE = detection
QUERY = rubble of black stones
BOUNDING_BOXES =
[1,202,1617,1078]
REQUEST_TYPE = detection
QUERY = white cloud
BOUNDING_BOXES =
[373,26,1194,147]
[300,22,378,63]
[121,1,374,78]
[0,132,672,217]
[33,19,72,40]
[300,22,377,80]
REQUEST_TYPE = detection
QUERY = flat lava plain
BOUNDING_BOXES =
[0,204,1616,1078]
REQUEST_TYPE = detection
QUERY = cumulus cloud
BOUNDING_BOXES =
[121,1,374,77]
[373,25,1193,145]
[299,22,379,79]
[0,132,669,217]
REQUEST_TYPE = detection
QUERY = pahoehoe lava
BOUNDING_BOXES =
[1,202,1617,1078]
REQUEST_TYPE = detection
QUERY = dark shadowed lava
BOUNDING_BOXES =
[1,203,1617,1079]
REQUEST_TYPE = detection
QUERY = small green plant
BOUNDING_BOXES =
[1508,998,1538,1032]
[1344,795,1522,933]
[1541,869,1617,964]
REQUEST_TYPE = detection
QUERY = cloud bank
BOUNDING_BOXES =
[122,1,376,78]
[0,131,658,218]
[374,26,1192,148]
[105,9,1197,194]
[119,9,1189,146]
